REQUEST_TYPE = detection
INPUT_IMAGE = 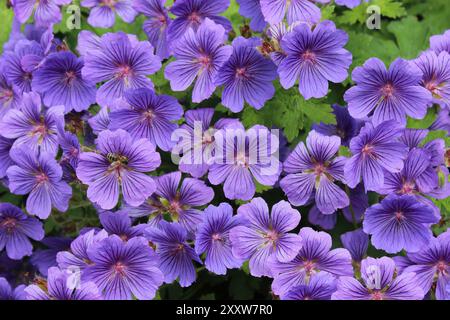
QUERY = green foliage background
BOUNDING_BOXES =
[0,0,449,299]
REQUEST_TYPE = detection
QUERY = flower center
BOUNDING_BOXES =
[212,233,223,242]
[32,122,48,137]
[235,152,248,167]
[0,88,13,102]
[0,217,17,233]
[264,229,279,242]
[381,84,395,98]
[400,181,415,194]
[36,172,49,184]
[101,0,116,8]
[371,291,384,300]
[188,12,201,24]
[436,261,447,273]
[303,260,316,274]
[313,163,326,176]
[235,67,249,79]
[116,65,133,79]
[23,72,32,81]
[361,144,374,157]
[113,262,127,276]
[64,70,77,85]
[395,211,404,221]
[202,129,214,145]
[141,110,154,122]
[301,50,316,63]
[198,55,212,68]
[169,200,182,214]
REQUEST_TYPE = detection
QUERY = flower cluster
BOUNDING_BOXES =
[0,0,449,301]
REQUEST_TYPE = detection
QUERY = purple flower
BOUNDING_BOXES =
[165,18,232,103]
[260,0,323,25]
[278,21,352,99]
[236,0,266,32]
[124,171,214,233]
[0,277,26,300]
[345,58,432,126]
[216,37,278,112]
[32,51,96,113]
[133,0,172,59]
[271,227,353,296]
[83,235,163,300]
[2,40,45,93]
[208,125,281,201]
[58,128,81,171]
[167,0,232,42]
[340,229,369,262]
[0,203,44,260]
[335,0,364,8]
[195,203,243,275]
[81,32,161,106]
[280,272,337,300]
[429,108,450,133]
[414,50,450,108]
[0,73,21,119]
[0,137,14,179]
[88,106,110,134]
[430,30,450,54]
[6,147,72,219]
[312,104,363,147]
[394,230,450,300]
[145,221,202,287]
[13,0,71,26]
[76,129,161,210]
[344,120,408,191]
[76,31,101,56]
[81,0,137,28]
[57,229,108,272]
[280,130,349,214]
[363,194,439,254]
[0,92,64,156]
[25,266,102,300]
[332,257,424,300]
[307,206,337,230]
[31,237,72,276]
[229,198,302,277]
[109,88,183,152]
[99,210,145,240]
[174,108,242,178]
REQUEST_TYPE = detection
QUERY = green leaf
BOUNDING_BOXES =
[0,0,14,53]
[320,4,335,21]
[406,108,436,129]
[372,0,407,19]
[387,16,431,59]
[337,3,368,25]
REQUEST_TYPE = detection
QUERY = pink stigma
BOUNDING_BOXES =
[361,144,373,156]
[36,172,49,184]
[188,12,201,24]
[381,84,395,98]
[65,71,77,85]
[313,163,326,176]
[32,123,48,136]
[371,291,384,300]
[301,50,316,63]
[400,182,415,194]
[395,211,404,221]
[142,110,154,122]
[436,261,447,273]
[102,0,116,8]
[1,217,17,232]
[0,89,13,101]
[303,260,316,274]
[264,230,279,242]
[212,233,222,241]
[117,65,133,79]
[113,262,127,276]
[198,55,211,68]
[235,67,248,79]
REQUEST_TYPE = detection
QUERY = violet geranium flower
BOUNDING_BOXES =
[0,203,44,260]
[236,0,266,32]
[81,32,161,106]
[430,30,450,54]
[6,147,72,219]
[281,272,337,300]
[25,266,103,300]
[229,198,302,277]
[13,0,71,27]
[344,57,432,126]
[195,203,243,275]
[0,73,21,120]
[76,129,161,210]
[145,221,202,287]
[167,0,232,42]
[280,130,349,214]
[165,18,233,103]
[278,21,352,100]
[83,235,164,300]
[216,37,278,113]
[0,92,64,157]
[344,120,408,191]
[394,230,450,300]
[32,51,97,113]
[0,277,26,300]
[109,88,183,152]
[271,227,353,296]
[133,0,172,59]
[260,0,323,25]
[81,0,137,28]
[332,257,424,300]
[0,137,14,179]
[363,194,439,254]
[208,125,281,201]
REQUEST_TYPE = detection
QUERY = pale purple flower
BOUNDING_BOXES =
[281,272,337,300]
[0,137,14,179]
[165,18,232,103]
[76,129,161,210]
[278,21,352,99]
[332,257,424,300]
[260,0,323,25]
[99,210,146,240]
[271,227,353,296]
[280,130,349,214]
[81,0,137,28]
[344,57,432,126]
[430,30,450,54]
[236,0,266,32]
[145,221,202,287]
[13,0,71,27]
[195,203,243,275]
[229,198,302,277]
[30,237,72,276]
[0,277,26,300]
[0,203,44,260]
[340,229,369,262]
[6,147,72,219]
[0,73,21,120]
